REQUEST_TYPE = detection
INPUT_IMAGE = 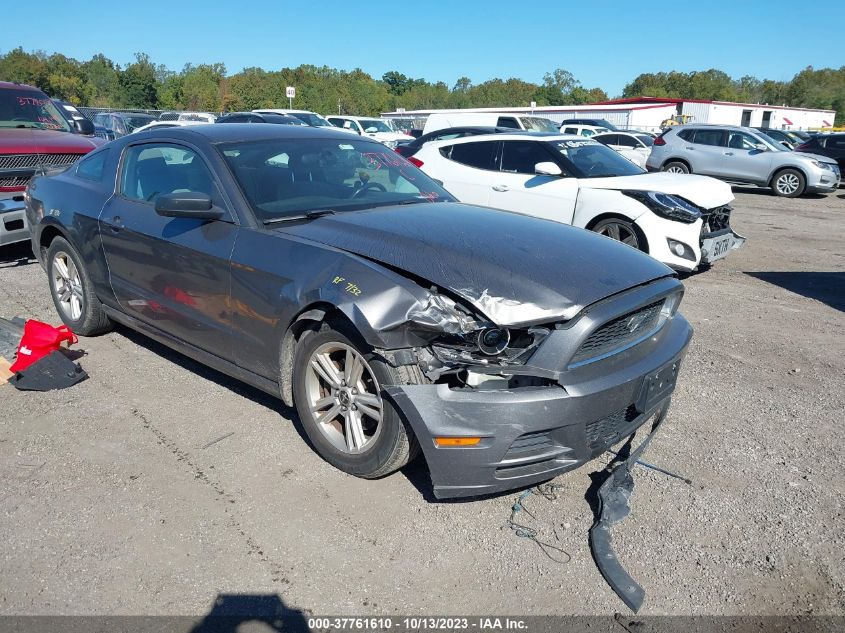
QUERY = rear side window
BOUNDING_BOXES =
[677,129,694,141]
[594,134,617,146]
[496,117,520,129]
[500,140,554,174]
[616,135,639,148]
[691,129,725,147]
[563,127,579,135]
[76,149,109,181]
[442,141,498,170]
[828,136,845,149]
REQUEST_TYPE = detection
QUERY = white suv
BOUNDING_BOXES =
[325,116,413,148]
[411,133,745,272]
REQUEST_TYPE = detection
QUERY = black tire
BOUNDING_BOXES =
[591,217,646,252]
[46,236,113,336]
[771,168,806,198]
[663,160,690,174]
[292,322,423,479]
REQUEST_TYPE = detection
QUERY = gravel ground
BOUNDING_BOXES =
[0,189,843,617]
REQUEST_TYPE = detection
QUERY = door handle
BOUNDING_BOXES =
[492,185,509,192]
[109,216,124,232]
[685,146,694,150]
[724,152,734,156]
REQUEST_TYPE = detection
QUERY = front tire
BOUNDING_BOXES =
[591,217,645,251]
[46,237,113,336]
[292,323,422,479]
[771,168,806,197]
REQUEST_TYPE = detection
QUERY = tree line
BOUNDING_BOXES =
[1,48,842,123]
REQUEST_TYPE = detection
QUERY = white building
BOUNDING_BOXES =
[382,98,836,132]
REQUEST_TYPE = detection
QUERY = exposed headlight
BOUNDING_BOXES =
[623,190,702,224]
[811,160,832,170]
[385,140,398,149]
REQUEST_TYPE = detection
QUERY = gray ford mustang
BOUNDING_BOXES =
[25,124,693,500]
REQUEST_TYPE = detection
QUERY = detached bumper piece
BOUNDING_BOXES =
[700,228,745,265]
[9,350,87,391]
[589,405,668,613]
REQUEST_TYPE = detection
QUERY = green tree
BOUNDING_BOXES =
[118,53,158,108]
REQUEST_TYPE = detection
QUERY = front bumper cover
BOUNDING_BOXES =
[384,305,691,500]
[0,196,29,247]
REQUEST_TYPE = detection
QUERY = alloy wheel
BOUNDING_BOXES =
[776,173,800,195]
[51,252,84,321]
[665,165,687,174]
[595,221,640,248]
[304,342,384,454]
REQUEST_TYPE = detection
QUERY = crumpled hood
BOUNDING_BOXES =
[276,203,673,326]
[579,172,734,209]
[0,128,103,154]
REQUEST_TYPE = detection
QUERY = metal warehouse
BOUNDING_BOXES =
[382,98,836,132]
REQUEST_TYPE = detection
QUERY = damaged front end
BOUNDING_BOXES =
[376,275,692,500]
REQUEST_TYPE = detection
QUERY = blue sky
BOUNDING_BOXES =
[3,0,840,97]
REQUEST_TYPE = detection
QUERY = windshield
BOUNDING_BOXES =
[0,89,72,131]
[220,138,455,222]
[359,119,393,133]
[754,132,788,152]
[520,117,559,132]
[121,115,156,132]
[550,139,645,178]
[290,112,333,127]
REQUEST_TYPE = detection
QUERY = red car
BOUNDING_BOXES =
[1,82,103,246]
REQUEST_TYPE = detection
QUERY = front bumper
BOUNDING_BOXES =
[386,313,692,499]
[0,196,29,247]
[806,164,840,193]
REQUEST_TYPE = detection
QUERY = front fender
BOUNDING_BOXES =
[573,189,648,229]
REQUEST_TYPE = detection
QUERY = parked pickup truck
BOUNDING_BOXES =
[1,81,103,246]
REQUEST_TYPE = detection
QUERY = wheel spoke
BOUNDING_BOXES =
[311,353,342,388]
[59,286,71,302]
[315,403,342,426]
[622,232,637,246]
[606,223,620,240]
[70,295,82,320]
[311,395,336,412]
[357,402,382,422]
[54,257,70,280]
[344,409,366,450]
[344,350,364,388]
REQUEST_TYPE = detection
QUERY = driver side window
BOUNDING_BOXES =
[120,143,220,204]
[728,132,760,150]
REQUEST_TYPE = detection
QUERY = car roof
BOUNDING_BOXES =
[252,109,319,115]
[129,122,371,144]
[425,132,582,146]
[0,81,43,92]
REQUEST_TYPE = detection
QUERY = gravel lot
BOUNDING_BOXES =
[1,189,843,617]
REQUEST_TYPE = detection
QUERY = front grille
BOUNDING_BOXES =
[570,300,664,366]
[505,430,555,457]
[585,405,639,449]
[700,205,732,234]
[0,176,30,189]
[0,153,83,170]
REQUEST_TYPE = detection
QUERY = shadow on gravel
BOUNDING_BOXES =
[114,325,312,446]
[745,271,845,312]
[190,593,308,632]
[732,186,827,200]
[0,242,35,268]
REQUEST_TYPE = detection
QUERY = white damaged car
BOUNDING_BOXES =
[411,133,744,271]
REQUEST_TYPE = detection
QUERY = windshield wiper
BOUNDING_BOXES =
[264,209,337,225]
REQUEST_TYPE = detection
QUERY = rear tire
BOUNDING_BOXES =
[46,237,113,336]
[292,322,423,479]
[663,161,690,174]
[771,168,806,197]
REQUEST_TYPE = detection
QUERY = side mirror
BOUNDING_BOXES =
[155,192,223,220]
[72,118,95,135]
[364,127,379,134]
[754,143,768,152]
[535,162,562,176]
